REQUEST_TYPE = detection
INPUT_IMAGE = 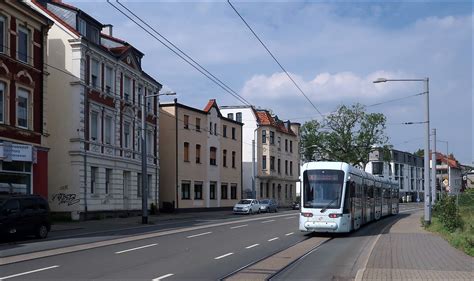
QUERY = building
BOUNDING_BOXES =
[0,1,52,197]
[220,106,300,206]
[431,152,463,195]
[28,0,162,219]
[159,99,242,210]
[366,148,424,201]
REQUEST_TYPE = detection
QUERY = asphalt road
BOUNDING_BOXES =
[0,204,423,280]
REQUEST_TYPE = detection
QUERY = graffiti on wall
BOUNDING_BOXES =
[52,193,80,206]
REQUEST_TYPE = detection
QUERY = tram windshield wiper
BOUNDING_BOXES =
[320,197,339,213]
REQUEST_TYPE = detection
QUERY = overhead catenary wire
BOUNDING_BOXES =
[227,0,324,119]
[107,0,252,107]
[366,92,426,107]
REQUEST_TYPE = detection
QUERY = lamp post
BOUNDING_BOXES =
[140,91,175,224]
[373,77,431,224]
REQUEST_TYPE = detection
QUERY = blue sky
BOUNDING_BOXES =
[71,0,472,164]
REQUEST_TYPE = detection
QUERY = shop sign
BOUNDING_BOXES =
[0,142,32,162]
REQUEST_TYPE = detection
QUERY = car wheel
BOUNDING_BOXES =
[258,209,261,214]
[249,209,253,215]
[36,224,49,239]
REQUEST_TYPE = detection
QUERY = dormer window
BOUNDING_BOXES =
[78,18,87,36]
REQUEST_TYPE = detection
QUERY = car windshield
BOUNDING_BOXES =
[260,200,269,204]
[303,169,344,209]
[238,200,252,204]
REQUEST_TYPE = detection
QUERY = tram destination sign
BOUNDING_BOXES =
[0,142,33,162]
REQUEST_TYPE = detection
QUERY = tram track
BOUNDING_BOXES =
[219,235,332,281]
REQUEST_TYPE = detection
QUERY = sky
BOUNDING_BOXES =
[70,0,472,165]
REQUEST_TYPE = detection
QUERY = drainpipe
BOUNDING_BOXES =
[174,98,179,210]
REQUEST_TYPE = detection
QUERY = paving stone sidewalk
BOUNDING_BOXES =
[361,211,473,280]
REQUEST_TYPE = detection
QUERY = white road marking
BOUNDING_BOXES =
[214,252,234,260]
[186,231,212,238]
[268,237,279,242]
[230,224,248,229]
[245,244,260,249]
[115,243,157,254]
[261,219,275,224]
[285,232,294,236]
[152,273,174,280]
[0,265,59,280]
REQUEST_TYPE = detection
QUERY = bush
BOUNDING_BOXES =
[433,195,463,232]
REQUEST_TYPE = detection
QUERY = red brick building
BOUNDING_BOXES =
[0,2,52,197]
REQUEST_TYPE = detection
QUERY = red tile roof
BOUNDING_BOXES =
[255,110,296,136]
[203,99,218,113]
[431,152,459,168]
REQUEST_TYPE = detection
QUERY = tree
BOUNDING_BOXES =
[300,103,388,168]
[414,149,424,157]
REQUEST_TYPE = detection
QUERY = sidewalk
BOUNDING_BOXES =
[360,211,473,280]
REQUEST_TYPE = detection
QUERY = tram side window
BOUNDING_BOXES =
[343,181,351,213]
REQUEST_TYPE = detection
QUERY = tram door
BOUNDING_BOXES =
[361,184,366,225]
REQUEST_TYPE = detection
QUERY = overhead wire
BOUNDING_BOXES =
[227,0,324,119]
[107,0,251,107]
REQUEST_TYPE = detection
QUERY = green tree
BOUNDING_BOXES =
[300,103,388,168]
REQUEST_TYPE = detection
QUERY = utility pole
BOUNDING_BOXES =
[431,129,437,205]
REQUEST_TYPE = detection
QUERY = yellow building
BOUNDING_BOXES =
[159,99,242,210]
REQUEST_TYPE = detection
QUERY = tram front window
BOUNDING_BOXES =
[303,170,344,209]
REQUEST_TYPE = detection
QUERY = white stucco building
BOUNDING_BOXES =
[28,0,162,219]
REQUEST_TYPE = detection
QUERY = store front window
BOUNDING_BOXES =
[0,161,32,194]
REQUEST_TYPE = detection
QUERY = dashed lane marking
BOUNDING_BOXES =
[245,244,259,249]
[230,224,248,229]
[152,273,174,280]
[0,265,59,280]
[186,232,212,238]
[214,253,234,260]
[285,232,294,236]
[268,237,279,242]
[115,243,158,254]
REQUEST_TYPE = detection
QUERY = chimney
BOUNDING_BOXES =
[102,24,113,36]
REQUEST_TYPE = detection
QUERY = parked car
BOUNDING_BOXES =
[259,199,278,213]
[233,199,260,215]
[0,194,51,240]
[291,201,300,210]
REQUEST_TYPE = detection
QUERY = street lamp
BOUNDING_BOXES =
[373,77,431,224]
[140,91,176,224]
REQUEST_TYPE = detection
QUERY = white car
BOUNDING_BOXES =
[233,199,260,215]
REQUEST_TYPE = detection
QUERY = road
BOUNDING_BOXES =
[0,204,423,280]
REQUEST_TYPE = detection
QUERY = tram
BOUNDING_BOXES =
[299,162,399,233]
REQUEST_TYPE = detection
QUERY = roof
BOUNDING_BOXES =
[254,109,296,136]
[431,152,459,169]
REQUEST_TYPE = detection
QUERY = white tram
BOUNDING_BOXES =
[299,162,399,233]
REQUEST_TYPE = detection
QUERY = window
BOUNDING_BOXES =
[290,161,293,175]
[123,76,131,101]
[290,185,293,199]
[209,122,212,135]
[105,66,113,94]
[270,156,275,171]
[104,116,113,144]
[196,144,201,163]
[231,184,237,199]
[18,26,29,63]
[270,131,275,145]
[214,123,217,135]
[221,184,228,199]
[262,130,266,144]
[196,118,201,131]
[137,86,143,107]
[124,121,131,148]
[0,82,4,123]
[137,173,142,197]
[91,167,98,194]
[278,137,281,149]
[210,147,217,165]
[146,130,153,153]
[0,16,5,53]
[260,183,263,198]
[262,156,267,170]
[181,182,190,199]
[285,160,288,175]
[90,111,99,141]
[105,169,112,194]
[210,182,216,200]
[137,128,142,152]
[290,141,293,153]
[17,88,29,129]
[278,158,281,174]
[184,142,189,162]
[232,151,236,168]
[236,112,242,123]
[78,18,87,36]
[184,115,189,129]
[146,96,152,113]
[285,139,288,152]
[372,162,384,175]
[223,125,227,137]
[87,25,100,44]
[223,149,227,167]
[227,113,234,120]
[91,59,100,88]
[285,184,288,199]
[232,127,236,140]
[194,182,203,200]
